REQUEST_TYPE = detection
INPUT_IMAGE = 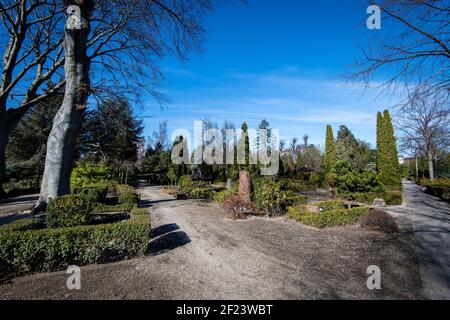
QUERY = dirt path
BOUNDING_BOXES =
[0,185,422,300]
[387,180,450,300]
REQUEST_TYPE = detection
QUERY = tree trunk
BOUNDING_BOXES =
[415,156,419,182]
[428,151,435,181]
[37,2,93,209]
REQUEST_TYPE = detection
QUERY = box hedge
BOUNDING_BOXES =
[288,202,368,229]
[0,213,150,281]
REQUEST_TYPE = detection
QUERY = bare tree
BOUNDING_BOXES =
[0,0,66,196]
[351,0,449,102]
[1,0,217,199]
[397,84,450,181]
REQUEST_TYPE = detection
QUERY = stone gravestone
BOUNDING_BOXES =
[239,171,252,203]
[372,198,386,208]
[227,178,232,190]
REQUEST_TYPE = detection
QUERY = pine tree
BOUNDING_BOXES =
[377,110,401,187]
[324,125,336,185]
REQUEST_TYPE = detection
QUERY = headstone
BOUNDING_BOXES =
[227,178,232,190]
[306,205,321,214]
[372,198,386,208]
[239,171,251,203]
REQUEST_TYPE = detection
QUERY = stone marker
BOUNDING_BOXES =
[372,198,386,208]
[239,171,252,203]
[306,205,321,213]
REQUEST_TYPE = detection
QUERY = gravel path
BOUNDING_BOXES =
[387,180,450,300]
[0,185,422,300]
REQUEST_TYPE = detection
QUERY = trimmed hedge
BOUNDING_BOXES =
[46,194,94,228]
[287,204,368,229]
[0,218,44,233]
[117,185,139,204]
[421,178,450,201]
[93,203,134,214]
[0,213,150,280]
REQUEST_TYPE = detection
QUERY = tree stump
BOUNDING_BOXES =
[239,171,251,203]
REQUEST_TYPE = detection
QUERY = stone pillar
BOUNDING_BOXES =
[239,171,251,203]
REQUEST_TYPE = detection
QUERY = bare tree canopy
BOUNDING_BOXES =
[397,84,450,180]
[351,0,449,100]
[0,0,217,195]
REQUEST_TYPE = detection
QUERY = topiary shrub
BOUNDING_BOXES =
[117,185,139,204]
[46,194,95,228]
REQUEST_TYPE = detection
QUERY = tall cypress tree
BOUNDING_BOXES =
[324,125,336,185]
[377,110,401,187]
[376,112,384,175]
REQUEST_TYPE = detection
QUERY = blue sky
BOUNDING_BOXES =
[138,0,401,148]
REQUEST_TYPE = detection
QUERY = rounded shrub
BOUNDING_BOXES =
[117,185,139,205]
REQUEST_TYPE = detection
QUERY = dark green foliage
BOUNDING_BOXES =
[287,204,368,229]
[5,89,62,193]
[335,125,373,172]
[0,213,150,280]
[73,186,108,203]
[376,110,401,187]
[331,160,385,196]
[0,218,44,233]
[178,176,213,199]
[80,98,143,164]
[46,194,95,228]
[252,179,294,216]
[117,184,139,204]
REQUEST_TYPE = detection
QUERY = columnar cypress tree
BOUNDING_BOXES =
[377,110,401,187]
[324,125,336,184]
[376,112,384,174]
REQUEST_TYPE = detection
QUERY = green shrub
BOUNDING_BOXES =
[117,185,139,204]
[130,206,149,216]
[348,191,403,206]
[93,203,134,214]
[0,218,44,233]
[179,175,193,191]
[0,214,150,280]
[315,200,345,211]
[213,185,239,203]
[70,162,115,188]
[252,179,294,216]
[421,178,450,201]
[286,194,309,206]
[188,187,213,199]
[73,186,108,203]
[282,180,316,192]
[288,205,368,229]
[331,160,385,195]
[46,194,95,228]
